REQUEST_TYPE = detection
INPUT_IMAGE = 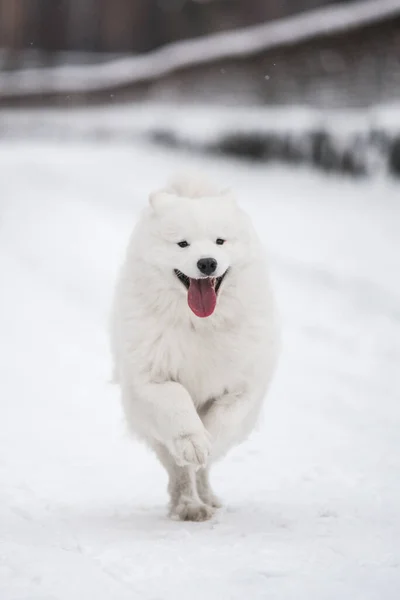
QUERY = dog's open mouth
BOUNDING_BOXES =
[174,269,228,318]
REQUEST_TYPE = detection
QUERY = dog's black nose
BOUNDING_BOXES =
[197,257,217,276]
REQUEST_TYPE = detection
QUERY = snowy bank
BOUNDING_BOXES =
[1,103,400,176]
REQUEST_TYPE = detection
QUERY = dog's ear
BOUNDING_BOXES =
[149,191,176,213]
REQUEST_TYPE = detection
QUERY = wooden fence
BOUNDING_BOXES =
[0,0,336,56]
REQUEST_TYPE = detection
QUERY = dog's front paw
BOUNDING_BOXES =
[170,500,215,522]
[200,491,223,509]
[170,431,211,468]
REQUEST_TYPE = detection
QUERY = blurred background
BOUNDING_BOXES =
[0,1,363,59]
[1,0,400,174]
[1,2,400,600]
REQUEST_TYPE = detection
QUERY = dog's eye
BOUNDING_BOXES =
[216,238,226,245]
[177,241,190,248]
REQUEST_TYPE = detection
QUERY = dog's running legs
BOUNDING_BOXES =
[200,391,259,462]
[153,443,215,522]
[196,467,222,508]
[121,380,211,468]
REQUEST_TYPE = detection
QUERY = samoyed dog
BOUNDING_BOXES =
[111,175,279,521]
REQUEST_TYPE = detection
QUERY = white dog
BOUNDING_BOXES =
[110,175,279,521]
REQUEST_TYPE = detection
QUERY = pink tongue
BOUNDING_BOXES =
[188,278,217,318]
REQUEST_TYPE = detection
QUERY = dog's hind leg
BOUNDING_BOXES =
[153,443,215,522]
[196,468,222,509]
[200,391,261,462]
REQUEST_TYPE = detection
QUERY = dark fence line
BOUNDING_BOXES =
[1,1,400,109]
[0,0,335,57]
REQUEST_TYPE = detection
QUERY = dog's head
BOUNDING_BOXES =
[139,181,258,318]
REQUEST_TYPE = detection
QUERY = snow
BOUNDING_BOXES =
[2,102,400,176]
[1,0,399,98]
[0,103,354,141]
[2,101,400,143]
[0,103,320,144]
[1,137,400,600]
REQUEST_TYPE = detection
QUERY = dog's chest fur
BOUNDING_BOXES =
[149,322,249,406]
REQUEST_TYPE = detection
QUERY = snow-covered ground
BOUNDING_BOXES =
[1,138,400,600]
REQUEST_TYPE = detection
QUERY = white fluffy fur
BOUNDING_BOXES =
[110,174,279,521]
